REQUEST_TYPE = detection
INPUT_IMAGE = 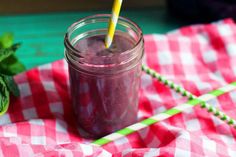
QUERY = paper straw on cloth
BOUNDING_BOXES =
[142,65,236,127]
[105,0,123,48]
[92,81,236,146]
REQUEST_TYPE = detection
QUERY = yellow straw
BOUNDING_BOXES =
[105,0,123,48]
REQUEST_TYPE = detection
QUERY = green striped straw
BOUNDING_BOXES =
[142,65,236,127]
[92,81,236,146]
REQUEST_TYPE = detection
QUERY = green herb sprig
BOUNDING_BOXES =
[0,33,25,115]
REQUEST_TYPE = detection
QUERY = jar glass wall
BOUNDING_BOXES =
[64,14,144,138]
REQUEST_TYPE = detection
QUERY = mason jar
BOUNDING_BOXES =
[64,14,144,138]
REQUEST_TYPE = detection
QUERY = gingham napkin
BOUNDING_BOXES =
[1,19,236,157]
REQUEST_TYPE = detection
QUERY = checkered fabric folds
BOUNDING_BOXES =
[1,19,236,156]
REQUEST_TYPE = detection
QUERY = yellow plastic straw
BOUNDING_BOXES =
[105,0,123,48]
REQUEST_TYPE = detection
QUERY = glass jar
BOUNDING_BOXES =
[64,14,144,138]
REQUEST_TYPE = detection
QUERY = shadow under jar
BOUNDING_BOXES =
[64,14,144,138]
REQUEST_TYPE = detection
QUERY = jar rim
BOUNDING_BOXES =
[64,14,143,60]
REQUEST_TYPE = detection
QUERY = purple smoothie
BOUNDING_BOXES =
[69,33,142,138]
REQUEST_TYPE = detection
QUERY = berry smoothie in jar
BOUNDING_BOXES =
[64,14,144,138]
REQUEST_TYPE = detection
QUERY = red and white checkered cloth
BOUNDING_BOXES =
[1,18,236,157]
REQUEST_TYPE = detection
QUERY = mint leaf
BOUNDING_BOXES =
[0,76,10,114]
[1,74,19,97]
[0,33,23,115]
[0,43,20,62]
[0,54,25,75]
[0,33,14,48]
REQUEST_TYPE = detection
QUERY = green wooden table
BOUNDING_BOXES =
[0,9,184,70]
